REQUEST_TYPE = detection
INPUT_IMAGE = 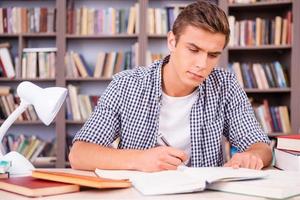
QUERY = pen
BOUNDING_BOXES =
[159,135,171,146]
[158,133,184,164]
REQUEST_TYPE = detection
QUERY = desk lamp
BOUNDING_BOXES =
[0,81,67,176]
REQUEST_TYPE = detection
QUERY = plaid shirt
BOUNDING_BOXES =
[73,56,270,167]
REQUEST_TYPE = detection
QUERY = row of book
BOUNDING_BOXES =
[21,48,56,79]
[67,3,139,35]
[67,84,100,121]
[0,88,38,121]
[251,99,291,134]
[0,7,56,34]
[228,61,289,89]
[228,12,292,46]
[65,43,138,78]
[147,6,183,35]
[1,134,55,163]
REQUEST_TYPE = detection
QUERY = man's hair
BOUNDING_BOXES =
[172,0,230,47]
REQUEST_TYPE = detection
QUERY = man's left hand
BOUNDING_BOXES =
[224,151,264,170]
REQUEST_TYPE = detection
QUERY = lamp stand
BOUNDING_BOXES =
[0,99,35,176]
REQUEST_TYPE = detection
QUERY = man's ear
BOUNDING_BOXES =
[167,31,176,52]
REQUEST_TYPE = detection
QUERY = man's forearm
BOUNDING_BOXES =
[69,141,141,171]
[246,142,273,167]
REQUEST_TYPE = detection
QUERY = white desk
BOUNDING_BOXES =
[1,168,300,200]
[2,186,300,200]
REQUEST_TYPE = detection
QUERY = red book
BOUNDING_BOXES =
[277,134,300,152]
[0,176,80,197]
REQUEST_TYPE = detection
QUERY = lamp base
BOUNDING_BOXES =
[2,151,35,176]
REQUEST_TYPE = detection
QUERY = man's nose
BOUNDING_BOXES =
[195,52,208,69]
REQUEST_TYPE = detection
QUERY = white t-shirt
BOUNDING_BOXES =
[158,89,198,162]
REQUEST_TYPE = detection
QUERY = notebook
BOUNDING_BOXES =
[95,166,267,195]
[0,176,79,197]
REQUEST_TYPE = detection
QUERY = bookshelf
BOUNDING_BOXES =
[219,0,300,136]
[0,0,299,168]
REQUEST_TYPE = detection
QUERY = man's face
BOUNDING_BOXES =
[167,25,226,88]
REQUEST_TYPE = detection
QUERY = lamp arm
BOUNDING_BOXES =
[0,100,30,155]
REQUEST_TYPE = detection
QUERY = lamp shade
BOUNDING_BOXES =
[17,81,68,125]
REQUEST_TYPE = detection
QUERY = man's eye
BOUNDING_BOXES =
[208,54,218,58]
[189,49,198,53]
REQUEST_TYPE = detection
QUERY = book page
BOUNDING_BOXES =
[207,169,300,199]
[96,168,206,195]
[181,167,267,183]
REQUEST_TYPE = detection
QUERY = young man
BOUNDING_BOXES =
[69,0,272,172]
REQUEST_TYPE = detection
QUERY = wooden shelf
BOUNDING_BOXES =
[228,45,291,50]
[0,78,56,82]
[0,120,47,125]
[245,88,291,93]
[21,33,56,38]
[0,33,56,38]
[148,34,167,38]
[0,34,19,38]
[66,77,112,81]
[66,120,85,125]
[229,0,292,8]
[66,34,138,39]
[267,132,293,137]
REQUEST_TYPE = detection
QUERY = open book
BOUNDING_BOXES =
[95,166,267,195]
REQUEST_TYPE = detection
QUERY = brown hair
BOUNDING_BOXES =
[172,0,230,47]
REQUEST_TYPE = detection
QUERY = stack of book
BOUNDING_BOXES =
[274,134,300,171]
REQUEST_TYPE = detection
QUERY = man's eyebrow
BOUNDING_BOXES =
[187,42,222,55]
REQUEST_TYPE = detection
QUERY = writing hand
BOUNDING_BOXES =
[135,146,188,172]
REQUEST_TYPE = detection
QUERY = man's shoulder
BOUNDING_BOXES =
[208,67,235,85]
[112,61,160,85]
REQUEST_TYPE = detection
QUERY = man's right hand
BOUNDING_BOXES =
[134,146,188,172]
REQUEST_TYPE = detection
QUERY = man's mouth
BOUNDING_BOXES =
[187,71,204,79]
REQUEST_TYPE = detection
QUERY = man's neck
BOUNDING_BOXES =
[162,62,197,97]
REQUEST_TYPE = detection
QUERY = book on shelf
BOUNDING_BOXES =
[31,169,131,189]
[147,6,184,35]
[228,10,292,46]
[276,134,300,152]
[95,167,266,195]
[228,61,289,89]
[67,3,139,35]
[66,84,100,121]
[21,47,56,79]
[1,134,55,164]
[274,148,300,171]
[0,7,56,34]
[65,44,137,79]
[248,98,291,134]
[0,46,15,79]
[0,176,79,197]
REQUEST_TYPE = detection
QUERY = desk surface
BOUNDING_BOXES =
[1,168,300,200]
